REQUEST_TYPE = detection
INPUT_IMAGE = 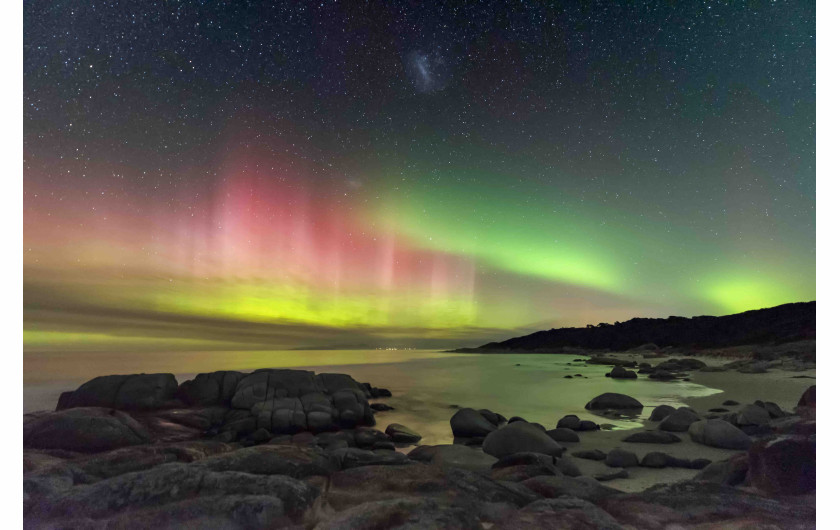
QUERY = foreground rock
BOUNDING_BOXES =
[47,369,380,448]
[450,408,499,438]
[747,435,816,495]
[599,480,815,529]
[24,408,151,452]
[26,463,320,528]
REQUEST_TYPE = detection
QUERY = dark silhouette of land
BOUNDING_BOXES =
[454,301,815,352]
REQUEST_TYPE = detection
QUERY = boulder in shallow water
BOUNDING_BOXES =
[385,423,422,443]
[24,407,150,452]
[577,420,601,431]
[450,408,498,438]
[556,415,581,430]
[648,369,677,380]
[482,422,566,458]
[688,419,752,450]
[607,366,638,379]
[585,393,643,411]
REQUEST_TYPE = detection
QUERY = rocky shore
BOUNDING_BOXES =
[24,363,816,528]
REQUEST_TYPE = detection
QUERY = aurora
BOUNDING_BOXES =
[23,1,815,351]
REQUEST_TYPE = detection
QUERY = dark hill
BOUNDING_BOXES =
[456,301,815,352]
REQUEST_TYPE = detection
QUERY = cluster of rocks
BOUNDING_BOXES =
[37,369,402,449]
[592,352,816,383]
[22,371,816,528]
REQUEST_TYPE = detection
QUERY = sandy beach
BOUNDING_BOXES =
[550,351,815,492]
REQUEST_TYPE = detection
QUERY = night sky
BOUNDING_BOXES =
[23,1,815,351]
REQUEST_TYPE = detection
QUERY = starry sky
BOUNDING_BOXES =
[23,1,815,351]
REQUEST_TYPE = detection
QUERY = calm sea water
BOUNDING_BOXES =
[24,349,722,445]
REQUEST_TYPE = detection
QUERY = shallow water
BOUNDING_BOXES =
[24,349,722,445]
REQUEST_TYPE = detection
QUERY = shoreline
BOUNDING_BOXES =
[562,349,815,492]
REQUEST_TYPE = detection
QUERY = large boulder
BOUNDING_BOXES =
[450,408,498,438]
[24,407,150,452]
[25,462,319,527]
[57,374,179,411]
[747,435,816,495]
[585,393,643,411]
[482,422,566,458]
[658,408,701,432]
[688,419,752,450]
[176,371,244,406]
